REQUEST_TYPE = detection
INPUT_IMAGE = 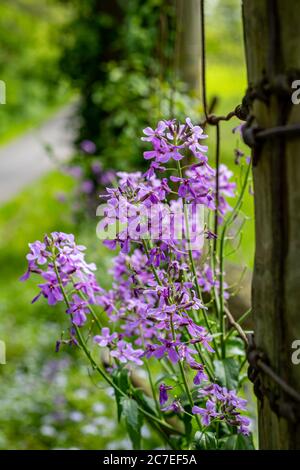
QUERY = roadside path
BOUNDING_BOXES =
[0,103,76,204]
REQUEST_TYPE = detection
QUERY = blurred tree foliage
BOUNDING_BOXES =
[60,0,179,170]
[206,0,244,65]
[0,0,71,141]
[60,0,244,171]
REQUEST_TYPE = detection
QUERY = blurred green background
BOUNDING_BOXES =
[0,0,254,449]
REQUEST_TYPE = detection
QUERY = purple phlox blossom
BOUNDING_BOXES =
[162,399,184,413]
[99,169,116,186]
[91,162,102,175]
[141,121,167,142]
[177,343,197,363]
[146,247,167,268]
[20,260,42,281]
[232,122,244,136]
[138,178,170,205]
[196,384,250,435]
[56,328,78,352]
[26,240,49,265]
[66,294,90,327]
[159,383,173,406]
[197,264,218,293]
[96,289,116,315]
[147,303,177,322]
[142,118,208,163]
[218,165,236,198]
[94,327,118,347]
[198,264,229,300]
[110,340,144,365]
[80,139,96,154]
[81,180,94,194]
[143,138,182,163]
[234,148,245,165]
[143,161,166,180]
[236,416,251,435]
[33,271,64,305]
[182,290,206,311]
[116,171,142,186]
[205,230,217,240]
[192,399,217,426]
[73,273,103,303]
[170,175,197,199]
[67,165,82,179]
[151,337,180,363]
[178,316,214,353]
[188,360,208,385]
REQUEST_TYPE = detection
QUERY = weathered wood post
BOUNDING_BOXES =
[242,0,300,449]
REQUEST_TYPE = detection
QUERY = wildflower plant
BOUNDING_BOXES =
[22,118,253,450]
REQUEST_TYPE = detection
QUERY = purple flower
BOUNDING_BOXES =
[162,399,183,413]
[81,180,94,194]
[142,121,167,142]
[153,338,179,363]
[67,166,82,179]
[110,340,144,365]
[192,399,217,426]
[80,140,96,154]
[188,360,208,385]
[35,271,63,305]
[159,383,173,406]
[196,384,251,434]
[22,118,250,441]
[94,327,118,347]
[26,241,49,265]
[66,294,89,326]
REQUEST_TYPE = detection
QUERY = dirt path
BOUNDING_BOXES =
[0,103,76,204]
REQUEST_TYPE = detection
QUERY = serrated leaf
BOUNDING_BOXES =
[214,357,240,390]
[121,397,143,450]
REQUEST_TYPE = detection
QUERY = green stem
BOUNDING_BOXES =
[177,160,219,357]
[170,315,202,432]
[142,239,162,286]
[218,162,251,357]
[75,284,103,330]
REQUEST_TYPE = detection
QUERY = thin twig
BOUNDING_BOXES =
[224,305,248,345]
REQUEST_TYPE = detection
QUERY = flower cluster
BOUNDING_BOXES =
[22,118,251,445]
[21,232,100,326]
[192,384,250,435]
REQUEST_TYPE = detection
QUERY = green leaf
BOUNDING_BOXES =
[220,433,255,450]
[133,387,157,415]
[181,410,192,439]
[214,358,240,390]
[194,431,218,450]
[226,337,245,356]
[111,367,130,421]
[121,397,143,450]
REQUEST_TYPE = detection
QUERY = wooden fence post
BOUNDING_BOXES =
[176,0,202,95]
[242,0,300,449]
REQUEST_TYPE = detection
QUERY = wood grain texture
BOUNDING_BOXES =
[242,0,300,449]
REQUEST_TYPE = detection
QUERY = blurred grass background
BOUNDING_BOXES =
[0,0,254,449]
